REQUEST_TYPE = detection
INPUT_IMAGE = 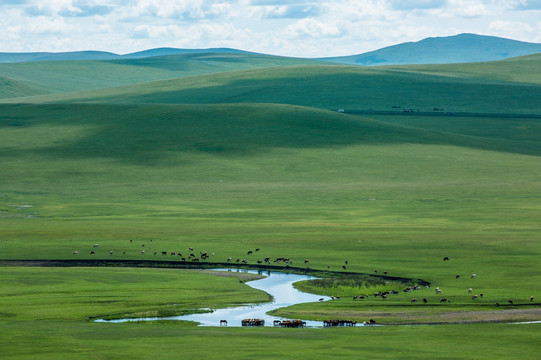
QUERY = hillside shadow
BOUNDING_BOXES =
[1,103,541,166]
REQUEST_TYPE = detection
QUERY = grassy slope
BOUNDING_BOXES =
[0,53,323,95]
[1,55,541,358]
[384,53,541,85]
[0,76,48,98]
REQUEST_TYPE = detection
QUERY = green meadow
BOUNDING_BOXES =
[1,52,541,358]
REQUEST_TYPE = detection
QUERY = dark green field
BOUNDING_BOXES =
[1,52,540,358]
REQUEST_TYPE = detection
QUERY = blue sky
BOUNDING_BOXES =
[2,0,541,57]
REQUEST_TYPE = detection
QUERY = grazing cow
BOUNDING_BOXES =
[471,274,477,279]
[189,247,194,251]
[141,250,145,254]
[154,252,157,255]
[440,298,447,303]
[227,257,232,262]
[90,251,95,255]
[468,288,473,293]
[383,271,388,275]
[342,266,347,270]
[443,257,450,261]
[73,251,79,255]
[161,251,167,255]
[531,296,534,302]
[435,287,442,294]
[411,298,417,303]
[110,251,114,255]
[345,260,348,265]
[374,270,378,273]
[171,251,176,255]
[508,300,514,305]
[220,320,227,326]
[480,293,484,298]
[255,248,260,252]
[304,259,309,263]
[247,251,252,255]
[123,251,126,255]
[93,244,99,248]
[423,298,427,304]
[456,274,460,279]
[472,295,478,300]
[319,298,324,302]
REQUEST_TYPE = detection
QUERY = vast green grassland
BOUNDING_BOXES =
[1,53,540,358]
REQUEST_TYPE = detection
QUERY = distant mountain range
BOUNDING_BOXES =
[0,48,253,63]
[1,33,541,65]
[321,33,541,66]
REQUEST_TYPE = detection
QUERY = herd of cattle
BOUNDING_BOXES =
[232,319,374,327]
[72,243,535,307]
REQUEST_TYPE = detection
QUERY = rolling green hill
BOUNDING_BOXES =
[383,53,541,85]
[0,53,324,96]
[13,59,541,116]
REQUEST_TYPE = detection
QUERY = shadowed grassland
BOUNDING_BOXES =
[10,62,540,117]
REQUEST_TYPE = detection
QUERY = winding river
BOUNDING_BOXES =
[94,268,541,327]
[96,268,338,327]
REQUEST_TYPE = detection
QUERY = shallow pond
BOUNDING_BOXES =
[96,268,342,327]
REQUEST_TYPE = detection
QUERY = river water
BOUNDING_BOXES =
[96,268,338,327]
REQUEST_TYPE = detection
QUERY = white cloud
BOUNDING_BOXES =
[1,0,541,56]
